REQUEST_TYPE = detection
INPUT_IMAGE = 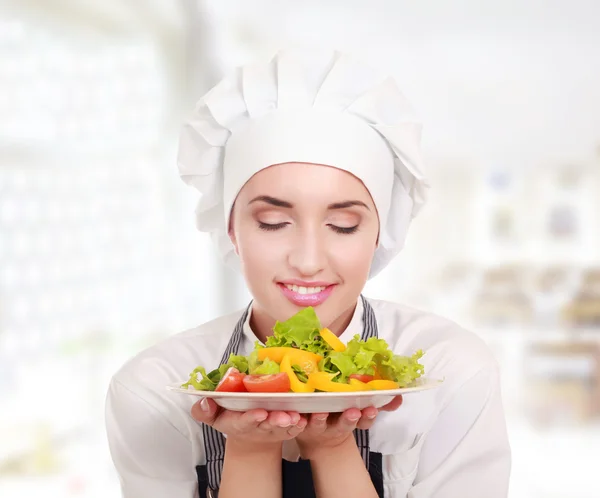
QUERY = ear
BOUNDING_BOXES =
[228,227,240,255]
[228,208,239,255]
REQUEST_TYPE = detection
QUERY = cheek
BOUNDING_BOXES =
[327,228,378,274]
[235,228,290,303]
[333,238,376,271]
[235,225,285,270]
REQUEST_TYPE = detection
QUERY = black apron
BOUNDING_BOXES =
[196,296,384,498]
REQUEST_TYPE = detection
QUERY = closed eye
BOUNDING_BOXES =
[258,221,289,231]
[329,225,359,234]
[258,222,359,234]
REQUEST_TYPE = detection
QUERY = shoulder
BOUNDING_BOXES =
[104,312,246,489]
[113,309,244,388]
[365,298,503,441]
[366,297,498,382]
[106,308,245,438]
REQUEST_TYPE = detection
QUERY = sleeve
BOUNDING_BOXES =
[408,366,512,498]
[105,378,199,498]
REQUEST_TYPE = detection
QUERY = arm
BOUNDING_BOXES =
[409,366,511,497]
[295,402,402,498]
[304,436,379,498]
[191,398,307,498]
[105,379,198,498]
[219,440,283,498]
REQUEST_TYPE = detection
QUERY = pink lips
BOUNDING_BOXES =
[278,283,335,307]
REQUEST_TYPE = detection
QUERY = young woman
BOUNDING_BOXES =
[105,49,511,498]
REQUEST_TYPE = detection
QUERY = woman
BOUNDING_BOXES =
[105,49,511,498]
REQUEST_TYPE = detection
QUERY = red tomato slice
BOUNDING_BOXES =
[349,374,375,383]
[215,367,247,392]
[242,373,291,393]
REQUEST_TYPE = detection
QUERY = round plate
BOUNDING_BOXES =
[166,377,443,413]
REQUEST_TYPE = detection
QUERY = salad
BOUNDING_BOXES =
[181,307,425,393]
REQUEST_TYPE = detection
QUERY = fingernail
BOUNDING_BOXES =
[315,414,328,421]
[200,398,210,412]
[347,414,360,421]
[366,409,378,419]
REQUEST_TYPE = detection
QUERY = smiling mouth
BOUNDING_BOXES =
[282,284,328,294]
[278,282,336,307]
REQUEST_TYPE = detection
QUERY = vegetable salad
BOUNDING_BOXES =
[181,307,425,393]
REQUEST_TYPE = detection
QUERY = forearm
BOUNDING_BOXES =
[219,439,283,498]
[306,437,378,498]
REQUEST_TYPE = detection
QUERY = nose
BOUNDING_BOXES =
[287,227,327,277]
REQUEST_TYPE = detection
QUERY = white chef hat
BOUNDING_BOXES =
[177,48,429,278]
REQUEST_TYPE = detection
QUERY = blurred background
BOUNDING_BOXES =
[1,0,600,496]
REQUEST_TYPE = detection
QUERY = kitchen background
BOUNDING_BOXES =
[1,1,600,497]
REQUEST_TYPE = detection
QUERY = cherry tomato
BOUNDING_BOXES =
[215,367,247,392]
[349,374,375,383]
[242,373,291,393]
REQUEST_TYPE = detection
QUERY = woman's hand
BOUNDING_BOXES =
[295,395,403,460]
[191,397,307,451]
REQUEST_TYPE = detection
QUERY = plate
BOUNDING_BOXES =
[166,377,443,413]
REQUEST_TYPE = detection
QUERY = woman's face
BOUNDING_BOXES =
[229,162,379,334]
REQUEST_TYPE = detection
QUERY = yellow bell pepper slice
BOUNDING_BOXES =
[348,378,375,391]
[258,347,322,374]
[367,379,400,390]
[307,372,368,392]
[280,355,315,393]
[319,328,346,352]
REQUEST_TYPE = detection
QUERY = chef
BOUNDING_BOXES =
[105,48,511,498]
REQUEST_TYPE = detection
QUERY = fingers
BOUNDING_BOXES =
[191,397,219,425]
[304,406,379,434]
[257,411,300,432]
[236,409,269,429]
[336,408,361,432]
[307,412,329,432]
[356,406,378,430]
[192,399,271,433]
[380,395,403,412]
[257,411,307,440]
[286,416,308,438]
[192,404,308,443]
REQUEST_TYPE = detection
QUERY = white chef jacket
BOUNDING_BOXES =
[105,297,511,497]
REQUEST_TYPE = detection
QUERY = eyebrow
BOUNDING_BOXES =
[248,195,370,211]
[328,200,370,210]
[248,195,293,208]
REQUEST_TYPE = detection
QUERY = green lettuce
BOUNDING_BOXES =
[248,349,260,373]
[323,352,358,382]
[181,353,249,391]
[251,357,280,375]
[291,364,308,383]
[376,350,425,387]
[264,307,331,355]
[181,366,217,391]
[227,354,249,374]
[318,334,425,386]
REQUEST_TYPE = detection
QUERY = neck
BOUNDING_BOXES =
[324,304,356,337]
[248,307,276,344]
[249,300,358,343]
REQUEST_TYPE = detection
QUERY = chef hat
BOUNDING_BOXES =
[177,48,429,278]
